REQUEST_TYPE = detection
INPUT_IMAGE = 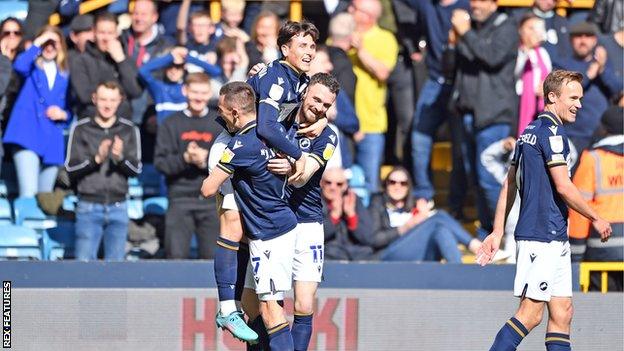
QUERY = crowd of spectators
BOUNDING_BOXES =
[0,0,621,266]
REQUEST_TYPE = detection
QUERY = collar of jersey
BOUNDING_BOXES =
[237,121,257,135]
[537,111,561,126]
[279,60,305,78]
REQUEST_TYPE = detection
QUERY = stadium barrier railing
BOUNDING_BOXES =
[579,261,624,293]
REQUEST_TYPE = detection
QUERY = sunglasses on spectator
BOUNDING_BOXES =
[322,180,345,187]
[387,179,409,186]
[2,30,21,37]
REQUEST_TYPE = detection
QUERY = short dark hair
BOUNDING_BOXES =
[95,12,118,26]
[185,72,211,86]
[216,36,237,59]
[219,81,256,114]
[277,20,319,49]
[543,70,583,105]
[96,81,124,98]
[518,12,539,28]
[309,73,340,95]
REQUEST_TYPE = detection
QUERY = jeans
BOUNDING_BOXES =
[355,133,385,193]
[75,201,129,261]
[380,218,462,263]
[463,116,510,235]
[13,148,58,197]
[410,78,460,201]
[429,210,474,247]
[387,56,414,162]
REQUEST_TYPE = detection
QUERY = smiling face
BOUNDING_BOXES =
[190,15,214,45]
[183,81,212,114]
[300,82,336,124]
[549,80,583,124]
[384,169,410,202]
[571,33,597,59]
[470,0,497,23]
[282,33,316,73]
[131,0,158,35]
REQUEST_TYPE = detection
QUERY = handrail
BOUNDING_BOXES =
[579,262,624,293]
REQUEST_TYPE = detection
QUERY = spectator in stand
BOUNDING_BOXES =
[368,166,480,262]
[348,0,399,193]
[210,36,249,97]
[569,105,624,291]
[554,21,623,153]
[327,13,357,104]
[515,13,552,136]
[70,12,142,120]
[0,18,24,127]
[138,46,221,124]
[213,0,249,44]
[449,0,518,238]
[3,26,72,197]
[0,52,11,178]
[599,25,623,81]
[154,73,221,259]
[65,81,142,261]
[520,0,571,61]
[68,15,94,59]
[588,0,624,34]
[121,0,172,124]
[177,8,218,71]
[322,167,375,261]
[158,0,204,42]
[405,0,469,213]
[245,11,280,67]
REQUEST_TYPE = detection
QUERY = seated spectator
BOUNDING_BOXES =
[70,12,142,120]
[554,21,623,153]
[515,13,552,136]
[0,52,10,178]
[214,0,249,44]
[68,14,94,59]
[154,73,220,259]
[327,13,356,104]
[322,167,375,261]
[3,26,72,197]
[569,105,623,291]
[138,46,221,123]
[368,166,480,263]
[245,11,280,67]
[210,36,249,97]
[177,9,218,70]
[65,81,142,261]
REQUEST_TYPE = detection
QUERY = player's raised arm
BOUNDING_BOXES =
[548,165,612,242]
[201,165,230,198]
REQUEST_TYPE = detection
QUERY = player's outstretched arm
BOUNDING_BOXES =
[297,117,328,138]
[477,166,517,266]
[290,153,320,188]
[201,167,230,198]
[549,165,612,242]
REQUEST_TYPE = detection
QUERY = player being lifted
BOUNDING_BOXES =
[202,81,301,350]
[207,20,324,343]
[477,70,612,351]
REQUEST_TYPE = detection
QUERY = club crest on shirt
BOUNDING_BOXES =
[549,135,564,153]
[322,143,335,161]
[220,148,235,163]
[299,138,311,149]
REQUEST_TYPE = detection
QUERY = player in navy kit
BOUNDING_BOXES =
[477,70,612,351]
[202,81,299,350]
[264,73,340,351]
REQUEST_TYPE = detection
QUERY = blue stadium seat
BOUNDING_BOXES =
[0,198,12,226]
[0,180,7,197]
[144,197,168,216]
[347,165,370,207]
[127,198,144,220]
[47,220,75,259]
[139,163,162,197]
[62,194,78,212]
[128,177,144,198]
[0,225,42,260]
[13,197,57,230]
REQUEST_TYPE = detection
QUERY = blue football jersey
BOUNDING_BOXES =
[512,112,571,242]
[287,127,339,223]
[247,60,309,159]
[216,122,298,240]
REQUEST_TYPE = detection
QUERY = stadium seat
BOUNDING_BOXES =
[143,197,168,216]
[138,163,162,196]
[347,165,370,207]
[0,198,12,226]
[62,194,78,212]
[13,197,57,230]
[0,225,42,260]
[127,198,144,220]
[47,220,75,259]
[128,177,144,198]
[0,180,7,197]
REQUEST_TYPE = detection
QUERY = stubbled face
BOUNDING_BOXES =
[40,31,61,61]
[183,82,212,113]
[131,0,158,35]
[93,86,122,120]
[549,80,583,124]
[255,16,278,49]
[1,20,22,52]
[308,50,333,75]
[571,34,597,59]
[385,170,410,202]
[94,20,117,52]
[190,16,214,44]
[470,0,497,23]
[534,0,556,12]
[301,83,336,124]
[321,170,348,201]
[282,33,316,73]
[217,94,238,132]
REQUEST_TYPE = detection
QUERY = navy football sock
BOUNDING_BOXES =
[267,322,294,351]
[545,333,571,351]
[490,317,529,351]
[292,313,313,351]
[247,316,269,351]
[235,242,250,301]
[214,237,239,304]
